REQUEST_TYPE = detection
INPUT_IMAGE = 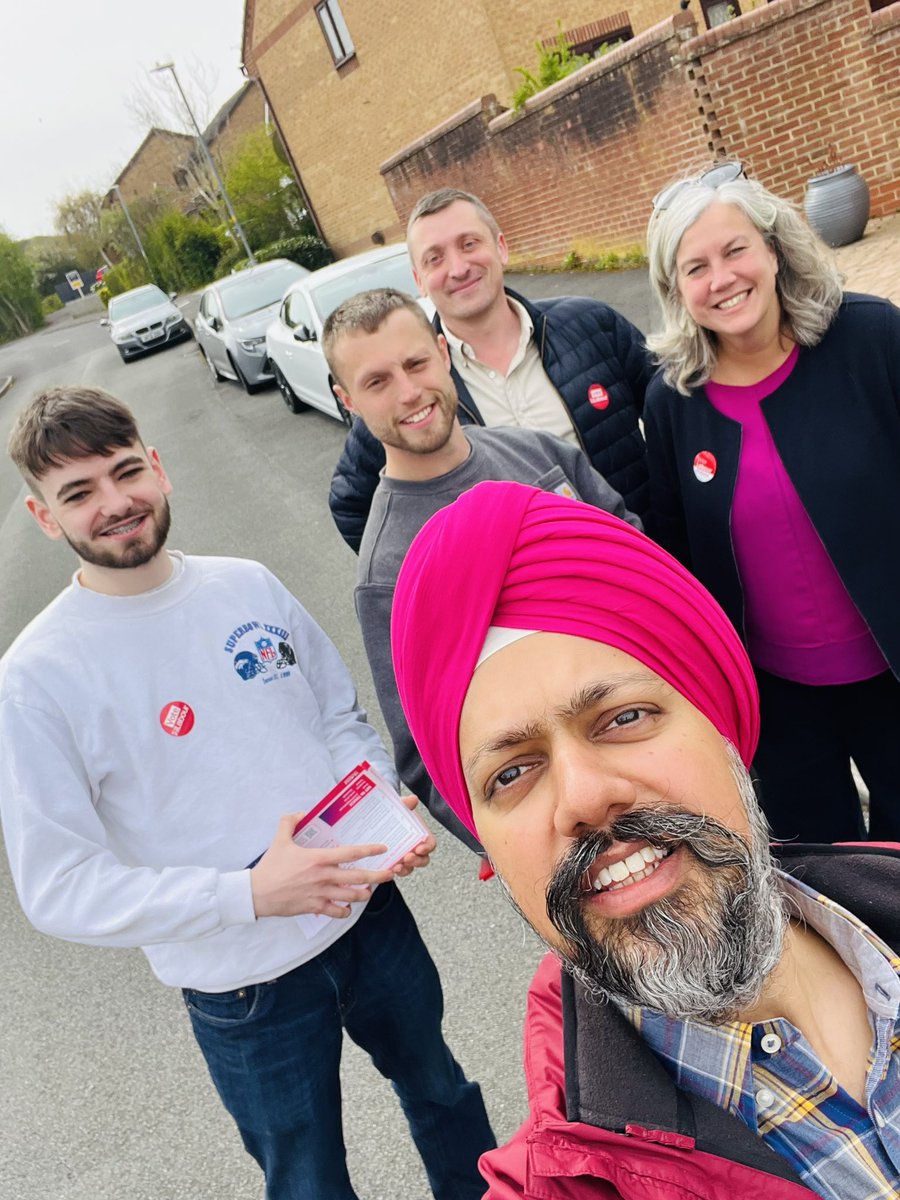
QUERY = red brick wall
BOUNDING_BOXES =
[383,17,709,265]
[684,0,900,215]
[382,0,899,266]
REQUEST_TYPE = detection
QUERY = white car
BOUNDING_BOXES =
[101,284,192,362]
[265,244,431,424]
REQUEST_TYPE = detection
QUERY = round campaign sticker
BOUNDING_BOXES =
[692,450,717,483]
[588,383,610,410]
[159,701,195,738]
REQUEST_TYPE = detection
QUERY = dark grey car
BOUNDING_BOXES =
[193,259,309,393]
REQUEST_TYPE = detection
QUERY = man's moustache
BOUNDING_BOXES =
[546,804,751,911]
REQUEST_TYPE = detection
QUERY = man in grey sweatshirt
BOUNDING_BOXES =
[324,288,641,850]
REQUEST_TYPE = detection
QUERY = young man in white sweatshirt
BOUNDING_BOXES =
[0,387,495,1200]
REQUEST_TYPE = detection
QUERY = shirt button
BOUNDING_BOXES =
[755,1088,776,1113]
[760,1033,782,1054]
[874,1111,886,1129]
[488,371,496,379]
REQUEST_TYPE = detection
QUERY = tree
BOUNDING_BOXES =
[0,233,43,342]
[223,128,314,251]
[125,61,230,227]
[54,191,112,268]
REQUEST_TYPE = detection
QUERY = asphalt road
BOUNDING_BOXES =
[0,269,652,1200]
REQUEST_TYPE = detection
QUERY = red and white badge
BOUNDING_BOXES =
[588,383,610,410]
[692,451,717,483]
[159,701,195,738]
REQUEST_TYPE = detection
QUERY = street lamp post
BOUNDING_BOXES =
[111,184,151,271]
[151,62,257,266]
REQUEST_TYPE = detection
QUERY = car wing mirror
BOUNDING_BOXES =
[293,324,317,343]
[99,318,109,327]
[209,316,220,331]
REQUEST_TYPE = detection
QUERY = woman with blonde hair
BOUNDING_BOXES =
[643,163,900,842]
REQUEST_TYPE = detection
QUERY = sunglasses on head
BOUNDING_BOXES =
[652,161,746,211]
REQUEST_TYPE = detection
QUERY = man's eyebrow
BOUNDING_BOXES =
[556,672,660,721]
[463,671,662,775]
[55,455,145,501]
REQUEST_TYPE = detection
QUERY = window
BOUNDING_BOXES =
[700,0,741,27]
[284,291,313,332]
[547,15,634,60]
[315,0,355,66]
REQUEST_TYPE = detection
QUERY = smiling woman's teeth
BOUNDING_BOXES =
[716,291,748,310]
[594,845,667,892]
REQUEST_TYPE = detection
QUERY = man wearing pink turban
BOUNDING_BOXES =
[391,481,900,1200]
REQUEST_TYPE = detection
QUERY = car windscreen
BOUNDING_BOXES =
[108,288,169,320]
[309,255,418,322]
[219,264,305,320]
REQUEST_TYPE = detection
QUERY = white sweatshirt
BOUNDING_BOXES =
[0,554,398,991]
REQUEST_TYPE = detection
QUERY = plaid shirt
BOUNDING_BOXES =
[624,874,900,1200]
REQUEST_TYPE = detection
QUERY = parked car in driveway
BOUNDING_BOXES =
[101,284,192,362]
[193,259,309,394]
[265,244,431,424]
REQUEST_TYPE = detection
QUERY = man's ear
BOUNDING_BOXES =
[411,265,426,298]
[333,383,356,415]
[146,447,173,496]
[497,232,510,268]
[24,494,64,541]
[437,333,451,370]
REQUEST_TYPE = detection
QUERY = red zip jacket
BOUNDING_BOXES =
[481,844,900,1199]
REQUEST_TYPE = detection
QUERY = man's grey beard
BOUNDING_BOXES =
[503,748,788,1023]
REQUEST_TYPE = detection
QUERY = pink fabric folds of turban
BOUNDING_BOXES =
[391,480,759,838]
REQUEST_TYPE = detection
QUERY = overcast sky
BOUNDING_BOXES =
[1,0,249,241]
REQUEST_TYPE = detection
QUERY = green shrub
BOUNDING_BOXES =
[512,22,592,111]
[102,258,152,299]
[41,293,64,314]
[143,211,225,292]
[218,234,333,277]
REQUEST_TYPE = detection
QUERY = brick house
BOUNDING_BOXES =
[111,128,196,211]
[242,0,898,266]
[241,0,713,255]
[204,79,269,171]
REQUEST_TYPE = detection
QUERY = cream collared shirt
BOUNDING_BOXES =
[443,297,579,446]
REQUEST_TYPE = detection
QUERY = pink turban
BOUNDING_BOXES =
[391,481,759,838]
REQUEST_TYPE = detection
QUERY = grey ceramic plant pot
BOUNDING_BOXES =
[804,165,870,248]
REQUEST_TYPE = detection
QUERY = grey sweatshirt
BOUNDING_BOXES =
[355,426,642,851]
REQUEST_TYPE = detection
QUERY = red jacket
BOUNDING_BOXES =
[480,844,900,1199]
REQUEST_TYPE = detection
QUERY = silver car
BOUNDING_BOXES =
[265,244,432,424]
[102,284,192,362]
[194,259,309,393]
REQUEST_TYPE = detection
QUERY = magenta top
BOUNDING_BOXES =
[706,347,886,685]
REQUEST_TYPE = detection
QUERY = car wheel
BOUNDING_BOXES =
[229,354,263,395]
[273,365,309,414]
[199,346,225,382]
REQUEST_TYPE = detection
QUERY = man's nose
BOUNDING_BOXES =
[445,247,470,278]
[397,372,424,404]
[551,741,636,839]
[96,478,132,513]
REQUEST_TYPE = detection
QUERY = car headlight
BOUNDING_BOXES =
[111,330,133,344]
[237,336,267,352]
[164,313,184,328]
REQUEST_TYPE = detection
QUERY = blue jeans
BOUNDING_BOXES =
[183,882,495,1199]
